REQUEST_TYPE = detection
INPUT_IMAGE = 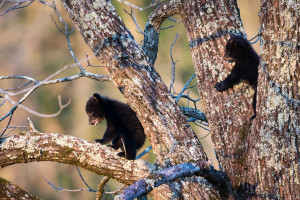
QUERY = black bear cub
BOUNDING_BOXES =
[85,93,146,160]
[215,35,259,119]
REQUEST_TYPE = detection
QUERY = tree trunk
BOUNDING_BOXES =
[180,0,300,198]
[250,1,300,198]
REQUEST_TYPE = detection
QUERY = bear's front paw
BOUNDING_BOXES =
[249,114,256,121]
[107,144,119,150]
[215,82,226,91]
[117,152,125,158]
[94,139,105,144]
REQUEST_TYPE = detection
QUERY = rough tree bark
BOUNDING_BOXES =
[250,1,300,199]
[0,131,172,199]
[0,177,39,200]
[1,0,299,199]
[178,0,300,199]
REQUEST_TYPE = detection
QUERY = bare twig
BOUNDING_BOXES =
[96,176,110,200]
[42,175,95,193]
[85,53,104,67]
[0,0,109,138]
[0,0,33,16]
[4,95,71,118]
[42,170,127,197]
[76,167,97,192]
[123,8,144,35]
[0,59,109,121]
[160,25,174,30]
[197,132,211,140]
[136,146,152,159]
[27,117,38,132]
[0,0,6,9]
[0,98,6,107]
[167,34,209,132]
[1,111,13,137]
[116,0,166,11]
[121,138,127,159]
[0,76,37,82]
[169,33,179,94]
[175,74,196,102]
[104,185,126,195]
[51,0,85,72]
[0,58,109,97]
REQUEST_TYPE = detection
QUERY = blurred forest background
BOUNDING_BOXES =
[0,0,260,199]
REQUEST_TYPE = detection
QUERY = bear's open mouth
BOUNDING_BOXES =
[93,119,99,125]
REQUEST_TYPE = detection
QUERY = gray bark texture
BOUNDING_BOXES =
[0,0,299,199]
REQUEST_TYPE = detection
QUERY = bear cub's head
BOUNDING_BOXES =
[85,93,106,126]
[224,35,251,61]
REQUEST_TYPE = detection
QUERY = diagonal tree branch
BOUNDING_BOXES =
[0,131,153,185]
[0,177,39,200]
[116,161,231,200]
[60,0,207,167]
[0,130,221,199]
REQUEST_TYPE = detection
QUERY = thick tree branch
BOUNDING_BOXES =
[117,160,236,200]
[116,161,229,200]
[0,177,39,200]
[142,0,180,64]
[0,131,221,199]
[0,131,153,185]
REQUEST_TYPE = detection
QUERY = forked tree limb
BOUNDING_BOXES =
[60,0,207,167]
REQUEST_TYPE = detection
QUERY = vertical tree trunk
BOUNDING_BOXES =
[249,1,300,198]
[178,0,251,186]
[178,0,299,198]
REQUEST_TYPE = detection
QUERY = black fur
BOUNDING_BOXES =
[215,35,259,119]
[85,93,146,160]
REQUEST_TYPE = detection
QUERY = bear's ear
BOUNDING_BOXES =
[93,93,102,102]
[234,37,245,49]
[229,34,237,40]
[93,96,98,102]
